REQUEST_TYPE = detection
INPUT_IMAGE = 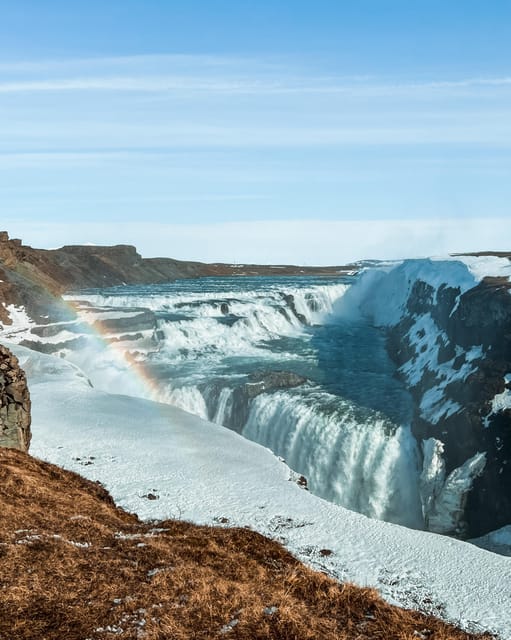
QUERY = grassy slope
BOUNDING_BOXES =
[0,449,492,640]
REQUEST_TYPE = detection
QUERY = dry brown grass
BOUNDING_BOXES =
[0,449,492,640]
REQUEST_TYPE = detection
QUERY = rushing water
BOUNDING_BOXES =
[67,275,423,528]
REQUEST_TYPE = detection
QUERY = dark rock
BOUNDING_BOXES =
[19,336,89,354]
[296,475,308,490]
[245,371,307,398]
[436,340,456,364]
[91,309,156,334]
[282,294,308,325]
[30,322,88,338]
[0,344,31,451]
[406,280,434,315]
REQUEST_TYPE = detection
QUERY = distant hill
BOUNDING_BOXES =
[0,230,353,324]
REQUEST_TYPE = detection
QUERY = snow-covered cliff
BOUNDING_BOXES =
[337,256,511,538]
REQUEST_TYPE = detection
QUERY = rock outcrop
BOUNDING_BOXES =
[0,344,31,451]
[202,371,308,434]
[386,273,511,537]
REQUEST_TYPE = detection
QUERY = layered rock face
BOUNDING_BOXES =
[0,344,31,451]
[386,274,511,538]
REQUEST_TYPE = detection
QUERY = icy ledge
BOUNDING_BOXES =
[420,438,486,535]
[10,344,511,639]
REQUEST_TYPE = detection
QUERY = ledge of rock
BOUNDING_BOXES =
[0,344,31,451]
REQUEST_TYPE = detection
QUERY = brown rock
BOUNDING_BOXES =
[0,344,31,452]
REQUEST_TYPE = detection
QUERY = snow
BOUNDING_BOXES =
[492,388,511,413]
[334,259,477,327]
[396,312,482,425]
[483,373,511,426]
[333,257,511,428]
[450,255,511,283]
[335,255,511,329]
[9,343,511,639]
[24,329,84,345]
[0,304,35,338]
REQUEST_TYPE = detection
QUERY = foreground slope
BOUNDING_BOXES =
[8,345,511,638]
[1,448,493,640]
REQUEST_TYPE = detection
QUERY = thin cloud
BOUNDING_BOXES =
[1,76,510,96]
[2,121,510,147]
[1,52,511,97]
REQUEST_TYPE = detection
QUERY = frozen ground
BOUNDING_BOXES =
[9,343,511,639]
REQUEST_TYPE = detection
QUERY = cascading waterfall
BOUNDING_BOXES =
[242,390,422,528]
[159,384,209,420]
[64,275,424,529]
[212,387,234,425]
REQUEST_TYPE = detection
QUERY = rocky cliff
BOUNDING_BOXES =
[0,344,31,451]
[387,273,511,538]
[347,258,511,539]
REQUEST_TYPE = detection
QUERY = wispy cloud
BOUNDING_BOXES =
[0,76,278,94]
[1,74,511,97]
[3,121,510,148]
[1,54,511,96]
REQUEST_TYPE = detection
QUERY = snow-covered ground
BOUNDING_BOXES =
[335,255,511,328]
[8,343,511,639]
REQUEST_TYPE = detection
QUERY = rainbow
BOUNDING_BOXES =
[68,298,170,403]
[0,297,171,409]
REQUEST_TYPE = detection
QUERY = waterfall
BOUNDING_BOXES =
[63,276,426,529]
[242,390,423,528]
[212,387,234,425]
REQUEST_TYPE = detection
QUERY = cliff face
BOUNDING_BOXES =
[0,232,75,324]
[384,269,511,538]
[0,344,31,451]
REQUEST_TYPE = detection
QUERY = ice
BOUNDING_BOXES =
[9,343,511,639]
[451,255,511,283]
[470,525,511,557]
[335,255,510,328]
[334,259,478,327]
[420,438,487,535]
[491,387,511,413]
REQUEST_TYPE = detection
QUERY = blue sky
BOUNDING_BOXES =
[1,1,510,263]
